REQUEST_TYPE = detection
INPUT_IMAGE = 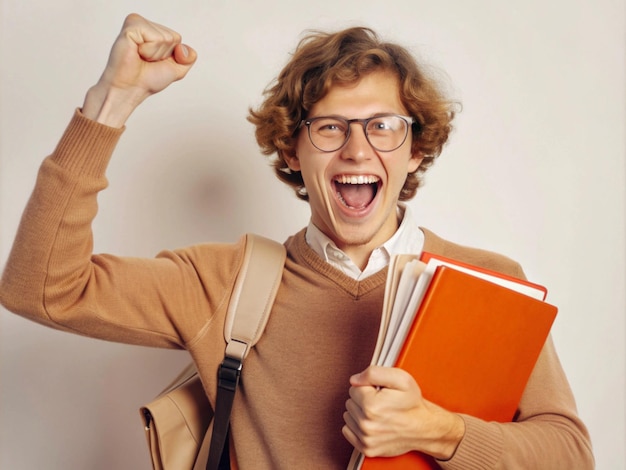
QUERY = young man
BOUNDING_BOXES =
[0,13,593,469]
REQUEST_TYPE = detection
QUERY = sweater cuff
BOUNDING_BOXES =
[438,415,503,470]
[50,108,125,178]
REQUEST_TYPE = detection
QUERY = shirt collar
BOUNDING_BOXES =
[305,203,424,279]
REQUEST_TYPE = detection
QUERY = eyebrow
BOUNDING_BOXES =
[305,112,408,120]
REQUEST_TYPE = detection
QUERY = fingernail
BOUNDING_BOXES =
[181,45,189,57]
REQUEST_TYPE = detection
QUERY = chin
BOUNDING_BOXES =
[333,225,379,249]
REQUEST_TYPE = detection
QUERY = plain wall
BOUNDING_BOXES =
[1,1,624,469]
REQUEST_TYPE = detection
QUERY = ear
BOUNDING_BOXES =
[407,151,424,174]
[281,149,301,172]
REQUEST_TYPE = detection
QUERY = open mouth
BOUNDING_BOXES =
[333,175,381,210]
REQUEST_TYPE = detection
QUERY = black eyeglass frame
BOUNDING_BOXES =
[298,113,417,153]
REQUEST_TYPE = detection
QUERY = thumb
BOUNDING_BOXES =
[350,366,413,390]
[173,43,197,66]
[350,365,382,387]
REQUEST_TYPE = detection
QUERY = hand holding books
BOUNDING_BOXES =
[343,365,465,464]
[347,253,558,470]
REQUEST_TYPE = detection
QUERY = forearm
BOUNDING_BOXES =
[0,110,212,348]
[0,110,122,323]
[439,414,593,470]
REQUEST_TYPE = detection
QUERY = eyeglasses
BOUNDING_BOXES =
[299,114,415,153]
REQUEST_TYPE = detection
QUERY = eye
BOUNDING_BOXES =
[368,118,395,134]
[373,120,391,130]
[368,116,406,135]
[312,118,347,135]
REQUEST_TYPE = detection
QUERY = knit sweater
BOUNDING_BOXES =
[0,110,593,469]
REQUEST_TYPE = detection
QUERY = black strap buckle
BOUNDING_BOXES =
[217,356,242,392]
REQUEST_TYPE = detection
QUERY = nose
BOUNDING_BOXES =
[340,122,373,161]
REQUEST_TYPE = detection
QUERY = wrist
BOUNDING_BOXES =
[82,82,146,127]
[419,404,465,461]
[434,412,465,461]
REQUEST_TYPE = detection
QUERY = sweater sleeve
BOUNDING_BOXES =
[0,109,240,349]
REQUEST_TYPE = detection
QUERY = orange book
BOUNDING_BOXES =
[349,256,558,470]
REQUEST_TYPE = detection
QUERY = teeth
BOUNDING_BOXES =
[334,175,380,185]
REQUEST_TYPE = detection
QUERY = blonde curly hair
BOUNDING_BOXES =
[248,27,457,201]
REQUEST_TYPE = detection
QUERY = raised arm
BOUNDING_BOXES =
[0,15,224,349]
[82,13,197,127]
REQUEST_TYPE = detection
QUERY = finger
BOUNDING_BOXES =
[136,34,179,62]
[345,396,367,420]
[348,382,378,410]
[343,409,359,431]
[123,14,183,62]
[343,410,386,456]
[342,413,368,451]
[342,422,364,451]
[351,366,414,391]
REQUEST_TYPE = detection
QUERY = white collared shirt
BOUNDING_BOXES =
[305,203,424,280]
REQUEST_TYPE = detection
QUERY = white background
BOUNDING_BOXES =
[1,1,624,469]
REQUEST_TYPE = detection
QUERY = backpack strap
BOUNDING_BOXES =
[206,233,286,470]
[223,233,286,361]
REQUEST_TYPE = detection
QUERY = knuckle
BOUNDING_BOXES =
[162,31,181,45]
[361,398,383,420]
[359,419,377,437]
[359,434,381,457]
[124,13,142,27]
[361,447,378,458]
[398,373,414,389]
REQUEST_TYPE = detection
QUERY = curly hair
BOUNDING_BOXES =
[248,27,458,201]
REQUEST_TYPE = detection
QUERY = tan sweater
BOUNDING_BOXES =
[0,110,594,469]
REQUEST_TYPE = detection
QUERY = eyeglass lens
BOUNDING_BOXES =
[307,115,410,152]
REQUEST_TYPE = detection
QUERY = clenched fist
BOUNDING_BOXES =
[82,13,197,127]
